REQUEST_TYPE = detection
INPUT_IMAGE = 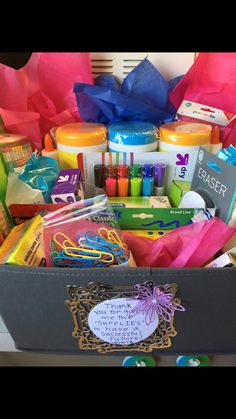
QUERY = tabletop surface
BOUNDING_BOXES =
[0,315,18,351]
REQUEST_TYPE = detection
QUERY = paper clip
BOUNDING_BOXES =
[49,240,60,262]
[53,250,113,268]
[64,246,114,264]
[98,228,128,252]
[53,232,77,250]
[49,229,128,268]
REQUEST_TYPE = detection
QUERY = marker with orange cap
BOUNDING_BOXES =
[117,165,129,197]
[42,134,58,161]
[209,126,222,154]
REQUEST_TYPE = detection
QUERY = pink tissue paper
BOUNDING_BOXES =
[0,53,93,150]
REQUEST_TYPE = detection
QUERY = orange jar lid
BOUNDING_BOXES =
[159,121,212,146]
[56,122,107,147]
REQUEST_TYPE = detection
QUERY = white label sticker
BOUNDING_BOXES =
[177,100,236,126]
[88,298,158,345]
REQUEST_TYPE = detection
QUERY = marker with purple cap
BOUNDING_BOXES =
[153,163,166,196]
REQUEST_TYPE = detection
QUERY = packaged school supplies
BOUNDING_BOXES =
[123,230,171,240]
[41,196,133,268]
[6,154,60,207]
[0,52,93,150]
[81,151,198,194]
[74,58,178,126]
[110,196,171,208]
[109,196,209,230]
[108,121,158,152]
[0,215,45,266]
[205,247,236,268]
[8,203,66,225]
[0,202,12,245]
[168,180,191,207]
[6,167,47,207]
[46,227,133,269]
[50,169,84,204]
[124,217,236,268]
[216,144,236,166]
[19,153,60,203]
[55,122,107,169]
[7,183,104,225]
[159,121,211,153]
[190,147,236,223]
[0,133,32,173]
[0,153,12,226]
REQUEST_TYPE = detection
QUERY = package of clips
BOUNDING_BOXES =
[40,184,136,269]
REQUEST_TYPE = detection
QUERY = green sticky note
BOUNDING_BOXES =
[168,180,191,207]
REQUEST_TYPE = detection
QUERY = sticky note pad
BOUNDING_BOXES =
[168,180,191,207]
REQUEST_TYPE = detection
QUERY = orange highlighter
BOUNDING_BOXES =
[117,165,129,197]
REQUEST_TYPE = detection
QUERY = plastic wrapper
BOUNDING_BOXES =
[124,217,236,268]
[0,53,93,150]
[6,153,60,206]
[169,53,236,148]
[74,58,181,126]
[40,186,135,268]
[216,145,236,166]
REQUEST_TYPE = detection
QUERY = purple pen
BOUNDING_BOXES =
[153,163,166,196]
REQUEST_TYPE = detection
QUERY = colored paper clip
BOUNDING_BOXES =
[79,231,121,252]
[49,240,60,263]
[98,228,128,252]
[64,246,114,264]
[53,232,77,250]
[49,229,128,268]
[53,256,97,268]
[53,250,113,268]
[79,231,127,264]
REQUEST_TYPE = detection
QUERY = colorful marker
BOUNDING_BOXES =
[142,164,154,196]
[130,164,142,197]
[117,165,129,197]
[94,164,106,188]
[105,165,117,197]
[153,163,166,196]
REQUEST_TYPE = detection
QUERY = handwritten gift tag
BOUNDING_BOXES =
[88,298,159,345]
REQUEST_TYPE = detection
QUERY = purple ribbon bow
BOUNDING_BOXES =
[128,284,185,326]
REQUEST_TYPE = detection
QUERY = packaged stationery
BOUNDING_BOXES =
[0,133,32,173]
[0,215,45,266]
[41,192,135,268]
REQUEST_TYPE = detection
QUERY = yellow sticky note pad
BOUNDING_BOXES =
[124,230,172,240]
[0,215,45,266]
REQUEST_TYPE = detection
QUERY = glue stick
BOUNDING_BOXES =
[42,134,58,161]
[209,127,222,154]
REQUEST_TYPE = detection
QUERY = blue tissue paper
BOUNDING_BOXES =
[74,58,182,127]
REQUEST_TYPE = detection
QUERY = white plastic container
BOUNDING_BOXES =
[108,121,158,153]
[159,121,212,153]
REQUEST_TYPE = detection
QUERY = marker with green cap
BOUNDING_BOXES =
[130,164,142,197]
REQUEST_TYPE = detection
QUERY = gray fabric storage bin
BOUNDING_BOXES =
[0,265,235,354]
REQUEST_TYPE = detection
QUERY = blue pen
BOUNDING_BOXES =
[142,164,154,196]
